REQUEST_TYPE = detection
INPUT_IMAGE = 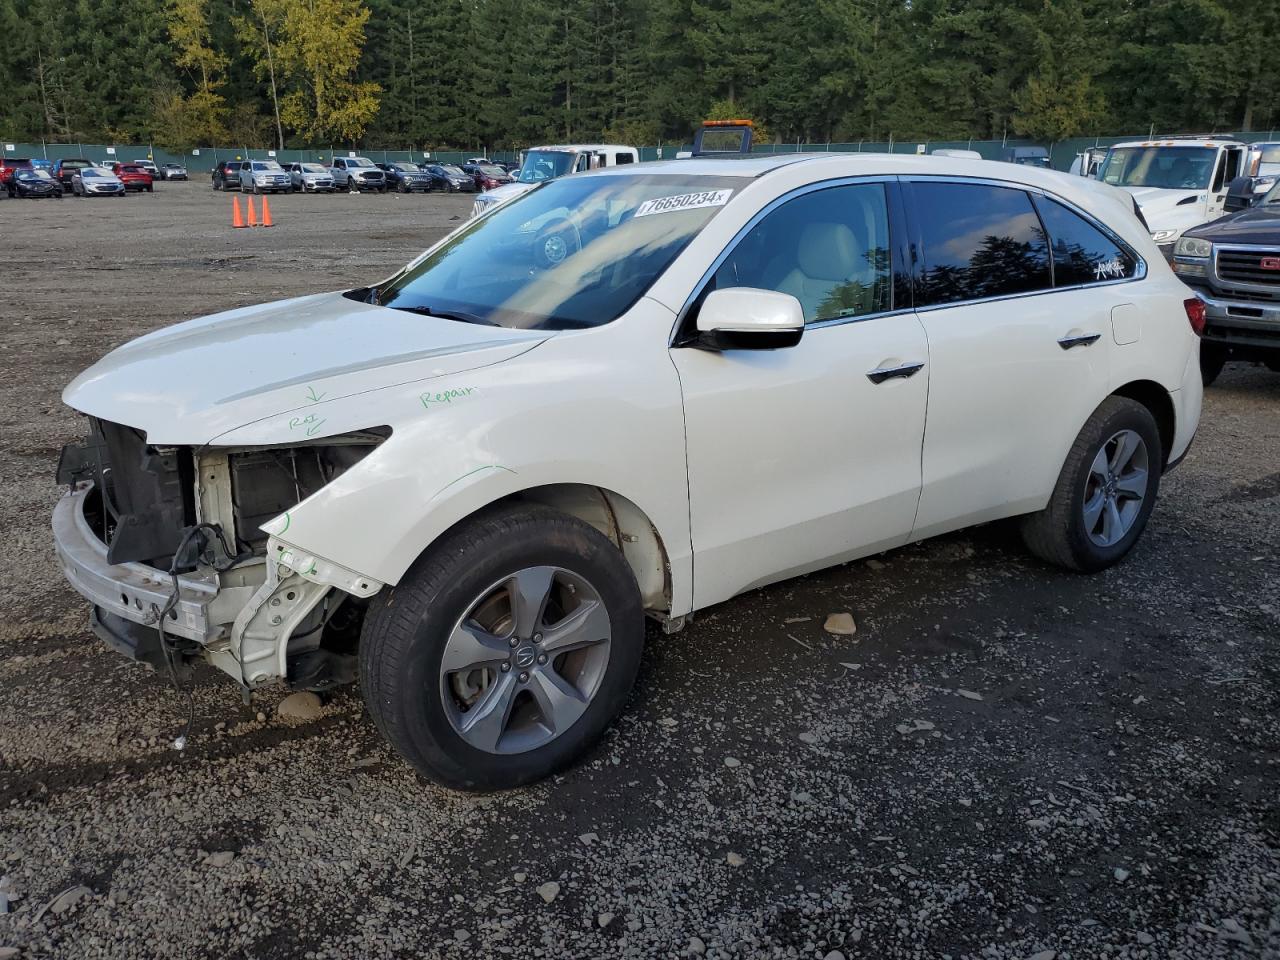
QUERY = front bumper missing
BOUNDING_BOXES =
[53,482,384,687]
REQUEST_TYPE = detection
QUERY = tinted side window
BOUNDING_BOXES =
[912,182,1050,307]
[711,183,892,324]
[1033,195,1137,286]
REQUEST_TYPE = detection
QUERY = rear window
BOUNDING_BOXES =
[910,182,1051,307]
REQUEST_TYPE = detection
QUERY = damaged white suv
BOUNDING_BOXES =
[54,154,1202,790]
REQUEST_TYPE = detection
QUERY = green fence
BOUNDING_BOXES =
[4,131,1277,173]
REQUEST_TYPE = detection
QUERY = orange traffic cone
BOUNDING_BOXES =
[246,196,258,227]
[232,196,246,228]
[260,194,274,228]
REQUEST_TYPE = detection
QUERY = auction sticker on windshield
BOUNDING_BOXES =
[634,189,733,218]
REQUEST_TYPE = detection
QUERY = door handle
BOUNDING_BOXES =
[1057,333,1102,350]
[866,361,925,384]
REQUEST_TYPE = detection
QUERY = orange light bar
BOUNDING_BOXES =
[702,119,753,127]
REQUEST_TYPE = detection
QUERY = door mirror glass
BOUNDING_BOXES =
[695,287,804,350]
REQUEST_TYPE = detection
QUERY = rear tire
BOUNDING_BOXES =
[359,504,644,791]
[1020,396,1163,573]
[1200,343,1227,386]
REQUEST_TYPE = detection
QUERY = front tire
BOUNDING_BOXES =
[360,504,644,791]
[1020,396,1163,572]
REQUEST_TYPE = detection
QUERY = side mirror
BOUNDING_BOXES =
[695,287,804,351]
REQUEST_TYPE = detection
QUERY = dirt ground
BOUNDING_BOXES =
[0,182,1277,960]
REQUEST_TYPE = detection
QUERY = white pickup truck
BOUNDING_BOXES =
[470,144,639,217]
[1098,136,1249,258]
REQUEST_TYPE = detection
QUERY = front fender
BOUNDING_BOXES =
[250,303,693,611]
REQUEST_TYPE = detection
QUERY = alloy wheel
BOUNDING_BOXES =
[1082,429,1149,547]
[440,566,611,755]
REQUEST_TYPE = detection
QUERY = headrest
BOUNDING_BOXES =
[797,222,859,281]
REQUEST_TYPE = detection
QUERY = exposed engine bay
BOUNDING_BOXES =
[54,418,389,693]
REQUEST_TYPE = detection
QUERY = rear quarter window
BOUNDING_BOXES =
[1032,196,1138,286]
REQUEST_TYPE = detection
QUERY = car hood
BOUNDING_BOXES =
[63,291,549,445]
[1185,204,1280,245]
[482,182,535,202]
[1120,186,1207,227]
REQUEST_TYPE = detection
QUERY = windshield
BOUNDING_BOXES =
[346,157,374,168]
[1100,146,1216,189]
[298,163,325,173]
[479,165,507,177]
[394,163,419,171]
[252,161,282,171]
[440,165,464,176]
[517,149,578,184]
[17,170,47,180]
[377,174,745,330]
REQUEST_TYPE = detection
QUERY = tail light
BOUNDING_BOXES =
[1184,297,1206,337]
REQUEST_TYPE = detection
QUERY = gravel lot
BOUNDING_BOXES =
[1,183,1278,960]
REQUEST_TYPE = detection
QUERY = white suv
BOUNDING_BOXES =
[53,155,1202,790]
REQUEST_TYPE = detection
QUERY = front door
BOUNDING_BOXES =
[672,181,930,610]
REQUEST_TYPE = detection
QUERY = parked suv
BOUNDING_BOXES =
[111,162,154,192]
[211,161,244,190]
[330,156,386,192]
[288,162,336,193]
[241,160,292,194]
[53,156,1201,791]
[378,161,432,193]
[471,143,638,217]
[1173,177,1280,383]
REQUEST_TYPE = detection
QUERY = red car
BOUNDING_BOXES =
[111,163,154,193]
[0,158,35,189]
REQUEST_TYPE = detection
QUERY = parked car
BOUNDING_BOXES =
[421,163,474,193]
[111,162,154,192]
[9,168,63,198]
[1098,136,1249,257]
[287,162,337,193]
[470,143,639,217]
[134,159,160,178]
[71,167,126,197]
[932,148,982,160]
[378,161,433,192]
[329,156,386,192]
[241,159,292,194]
[158,162,189,181]
[53,158,94,187]
[211,161,244,190]
[1172,177,1280,384]
[1001,146,1051,167]
[53,154,1201,791]
[462,162,514,192]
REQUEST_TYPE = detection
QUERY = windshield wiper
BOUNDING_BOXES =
[391,304,500,326]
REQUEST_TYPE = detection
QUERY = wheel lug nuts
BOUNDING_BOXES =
[509,636,519,648]
[518,671,529,683]
[533,633,543,644]
[537,654,548,665]
[500,663,510,673]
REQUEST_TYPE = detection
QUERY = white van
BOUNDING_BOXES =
[1098,137,1248,256]
[471,144,639,216]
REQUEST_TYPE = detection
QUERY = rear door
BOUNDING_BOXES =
[903,179,1115,539]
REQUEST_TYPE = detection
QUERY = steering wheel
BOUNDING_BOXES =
[533,217,582,269]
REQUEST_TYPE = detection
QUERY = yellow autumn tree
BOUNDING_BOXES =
[163,0,229,144]
[274,0,381,144]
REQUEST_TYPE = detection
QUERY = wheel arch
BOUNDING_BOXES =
[425,483,673,617]
[1111,379,1175,466]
